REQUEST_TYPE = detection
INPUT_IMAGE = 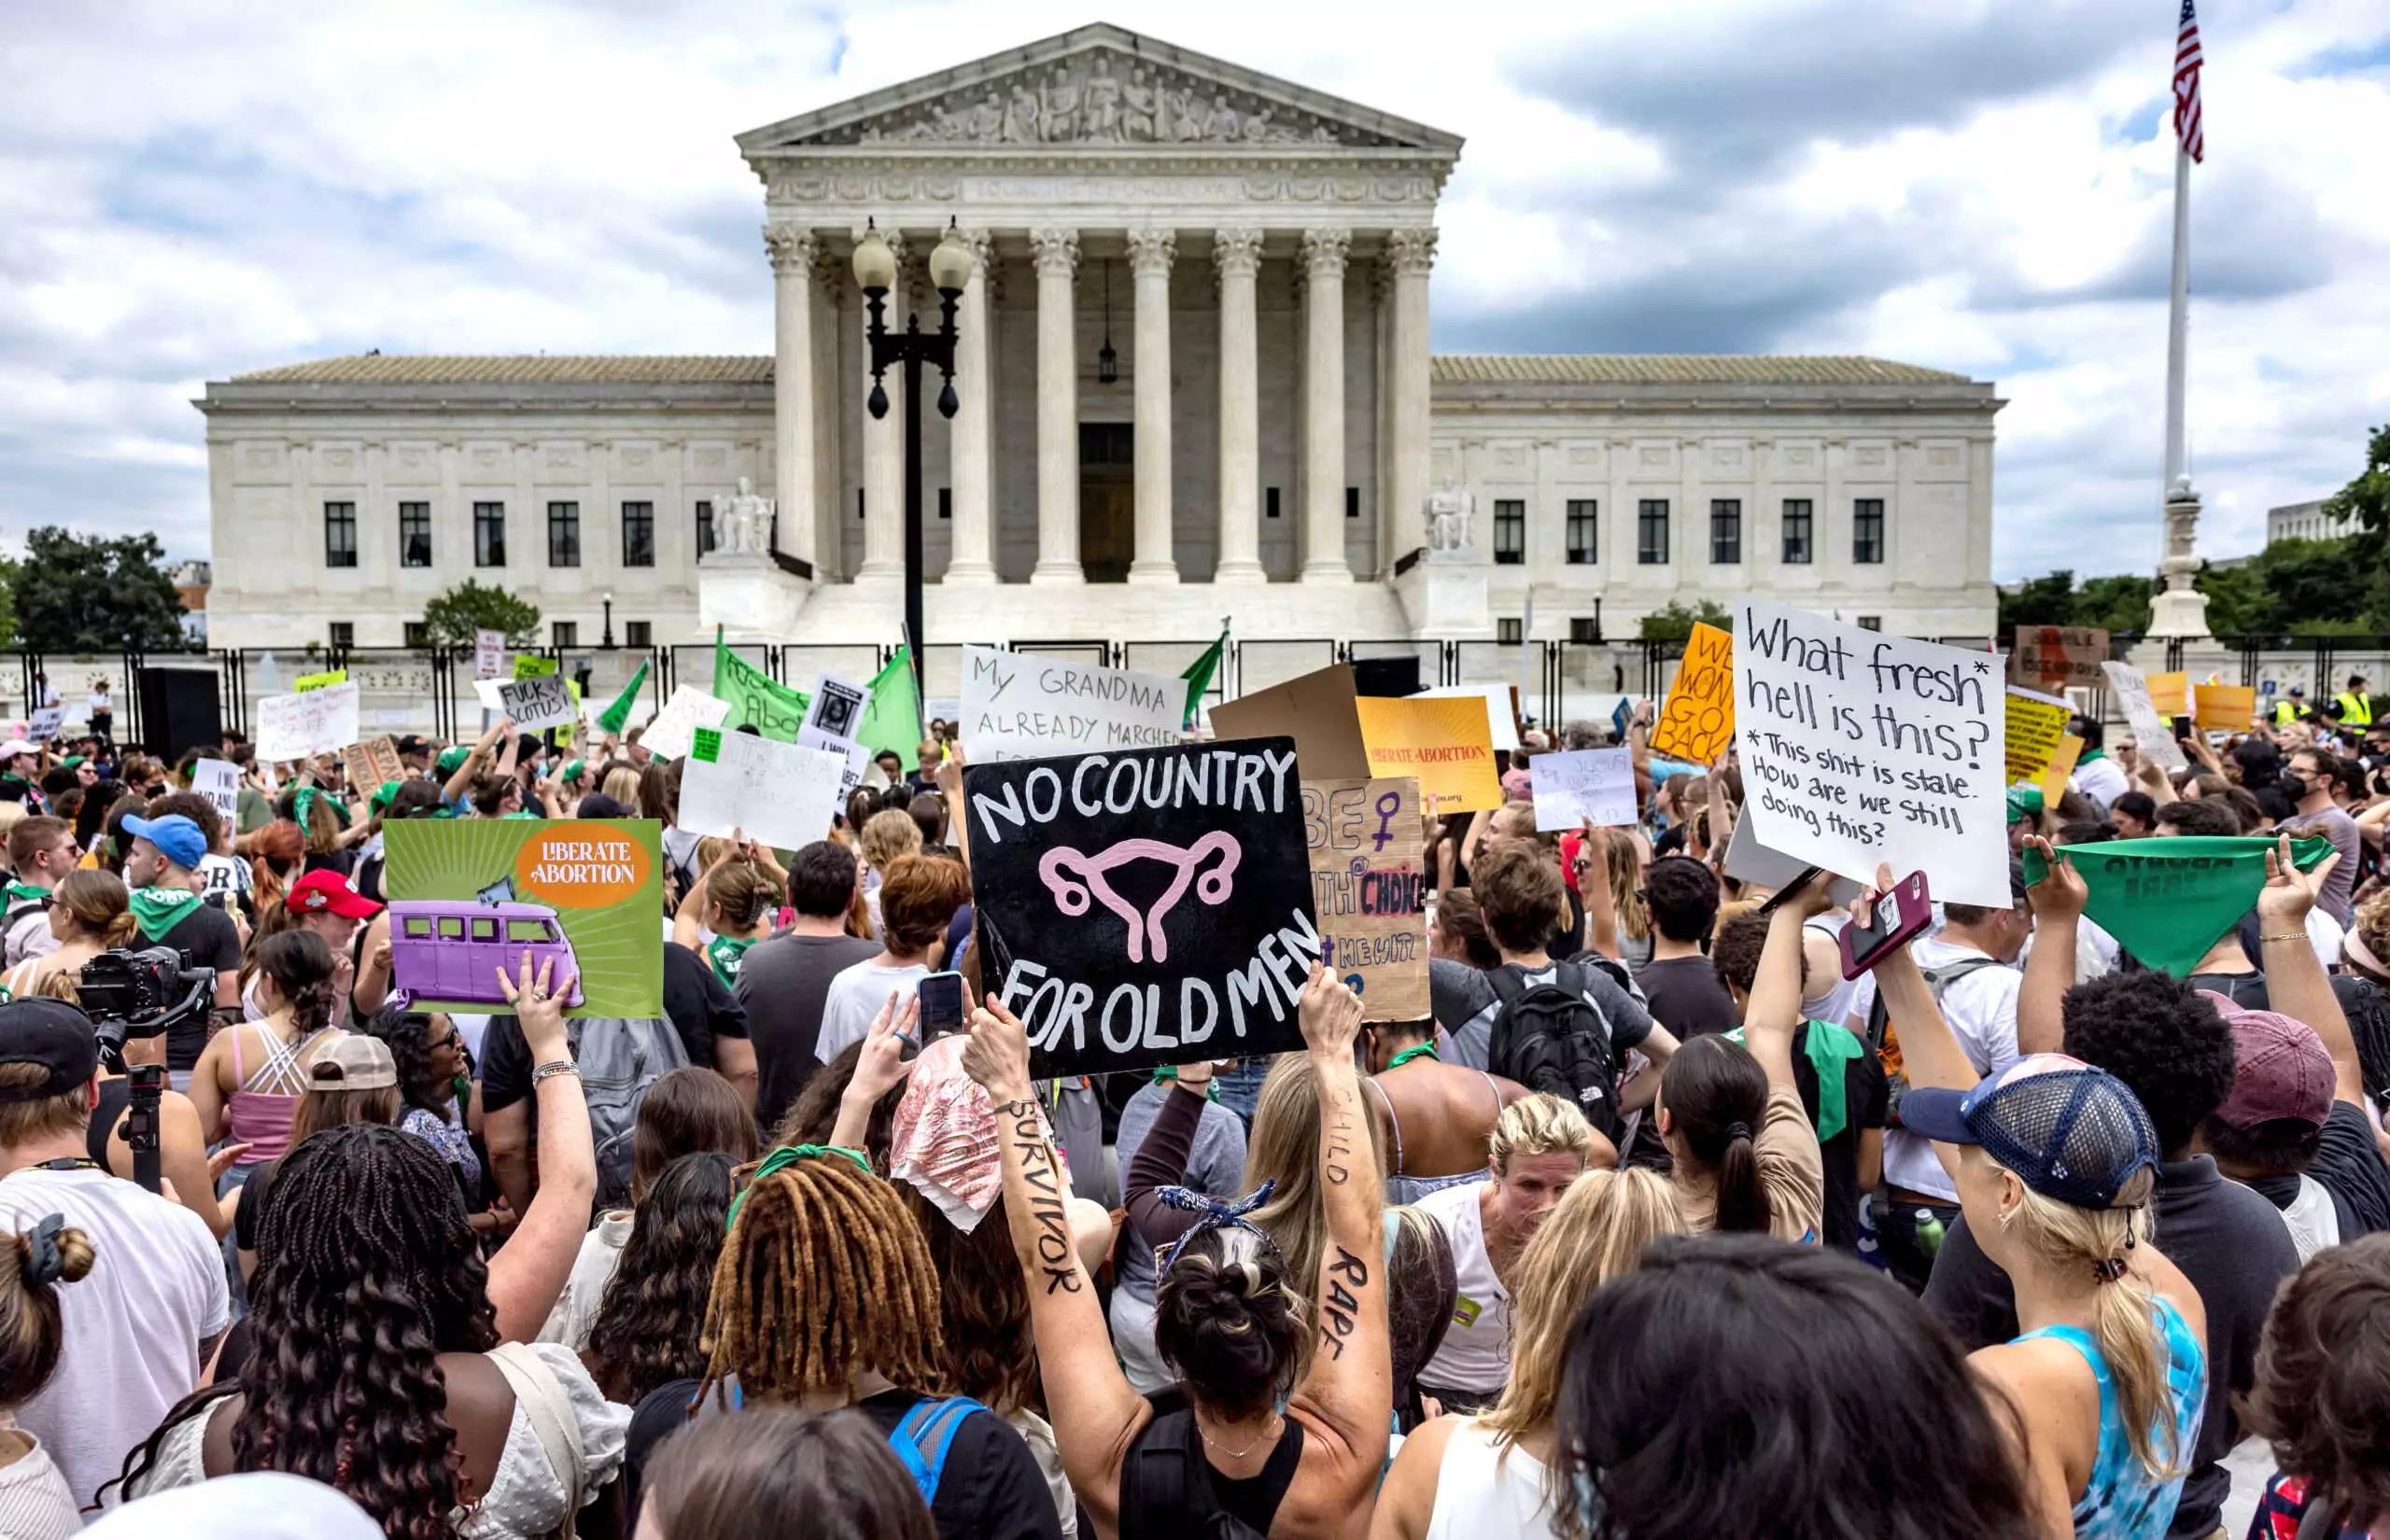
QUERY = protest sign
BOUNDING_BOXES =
[384,818,664,1017]
[2004,687,2073,784]
[2146,671,2188,718]
[2101,663,2186,772]
[961,645,1181,762]
[2038,734,2085,807]
[192,759,241,825]
[797,724,868,802]
[680,727,847,851]
[1610,698,1634,742]
[341,736,404,792]
[804,674,872,742]
[25,707,63,743]
[1652,623,1736,764]
[293,668,347,694]
[1413,684,1521,753]
[2009,627,2110,692]
[1354,695,1502,813]
[1526,749,1637,831]
[964,736,1317,1078]
[498,675,576,732]
[713,635,808,741]
[1721,818,1862,908]
[1734,598,2007,908]
[640,685,733,761]
[513,654,558,682]
[473,631,506,680]
[2023,836,2331,977]
[2193,682,2256,733]
[255,683,360,762]
[1206,663,1370,780]
[1301,777,1427,1021]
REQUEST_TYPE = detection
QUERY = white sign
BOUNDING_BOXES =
[192,759,241,825]
[926,697,962,728]
[961,645,1182,762]
[497,676,576,732]
[25,707,63,743]
[1720,817,1863,908]
[679,729,848,851]
[640,685,733,761]
[254,683,360,763]
[1734,597,2007,908]
[2101,661,2187,773]
[1526,749,1637,831]
[1415,683,1521,752]
[798,724,869,802]
[473,630,506,680]
[804,674,871,741]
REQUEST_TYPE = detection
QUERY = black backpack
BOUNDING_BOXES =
[1118,1390,1282,1540]
[1485,961,1625,1143]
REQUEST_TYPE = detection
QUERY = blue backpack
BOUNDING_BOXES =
[888,1395,990,1507]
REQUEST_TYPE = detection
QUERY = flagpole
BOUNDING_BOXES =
[2162,142,2191,494]
[2148,131,2211,637]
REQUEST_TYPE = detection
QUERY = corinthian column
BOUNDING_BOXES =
[944,230,997,584]
[1300,228,1352,583]
[1031,228,1082,584]
[1126,228,1177,583]
[1213,230,1265,583]
[764,225,819,569]
[1384,229,1436,568]
[856,228,907,581]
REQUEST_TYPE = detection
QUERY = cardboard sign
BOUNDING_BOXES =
[294,668,347,693]
[384,818,664,1018]
[2146,672,2188,719]
[513,654,558,682]
[1302,777,1427,1021]
[2004,687,2074,784]
[1652,623,1736,764]
[1735,598,2007,908]
[2193,683,2257,733]
[640,685,734,761]
[1527,749,1638,830]
[2101,663,2186,772]
[255,683,360,762]
[961,646,1182,762]
[1206,663,1370,780]
[964,736,1317,1078]
[192,758,241,825]
[24,707,63,743]
[498,675,576,732]
[804,674,872,742]
[1354,695,1502,813]
[473,631,506,680]
[341,736,405,793]
[2009,627,2109,692]
[2039,734,2085,806]
[680,728,848,851]
[1413,684,1522,753]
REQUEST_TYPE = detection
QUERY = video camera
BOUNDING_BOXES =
[77,945,218,1072]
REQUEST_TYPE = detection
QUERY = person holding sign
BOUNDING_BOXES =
[672,846,782,988]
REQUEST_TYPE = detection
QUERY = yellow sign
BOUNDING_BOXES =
[2038,734,2085,808]
[2004,688,2072,784]
[2193,683,2256,733]
[513,654,559,680]
[1354,696,1503,813]
[1651,623,1736,764]
[2147,672,2188,718]
[293,668,347,693]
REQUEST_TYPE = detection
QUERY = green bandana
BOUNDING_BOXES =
[705,934,756,987]
[2023,835,2334,978]
[436,747,471,777]
[1727,1022,1864,1142]
[127,886,201,942]
[371,780,402,815]
[1386,1043,1441,1071]
[727,1144,874,1226]
[562,759,586,787]
[4,883,48,907]
[293,787,349,831]
[2076,748,2108,764]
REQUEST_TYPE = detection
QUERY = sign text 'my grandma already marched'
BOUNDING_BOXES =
[963,646,1182,762]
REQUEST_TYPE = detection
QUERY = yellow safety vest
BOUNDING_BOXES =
[2335,692,2373,727]
[2273,699,2301,726]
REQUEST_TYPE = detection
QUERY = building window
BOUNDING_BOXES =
[1853,498,1885,564]
[621,501,655,567]
[1782,499,1813,565]
[695,501,715,557]
[1346,486,1360,520]
[1569,617,1601,643]
[938,488,951,521]
[473,502,506,567]
[1493,499,1525,565]
[1857,616,1882,632]
[400,502,432,567]
[1709,499,1742,565]
[329,622,354,649]
[1638,499,1669,565]
[403,622,429,648]
[1565,499,1597,564]
[547,502,581,568]
[1497,617,1524,645]
[323,502,358,568]
[552,621,578,648]
[625,621,653,649]
[856,488,865,521]
[1266,486,1281,519]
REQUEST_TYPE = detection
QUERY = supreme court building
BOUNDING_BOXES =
[200,23,2003,659]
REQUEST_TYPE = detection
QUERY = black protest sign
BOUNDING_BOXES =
[964,736,1320,1078]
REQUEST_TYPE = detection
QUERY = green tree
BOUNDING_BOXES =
[11,527,188,651]
[2194,537,2363,637]
[1996,570,2083,631]
[2322,424,2390,628]
[421,580,541,648]
[0,559,19,651]
[1637,599,1732,642]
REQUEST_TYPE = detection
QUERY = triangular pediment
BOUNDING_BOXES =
[737,23,1460,155]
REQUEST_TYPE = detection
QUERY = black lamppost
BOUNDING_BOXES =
[853,218,973,697]
[601,590,614,649]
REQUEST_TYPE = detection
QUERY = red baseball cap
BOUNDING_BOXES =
[286,870,384,920]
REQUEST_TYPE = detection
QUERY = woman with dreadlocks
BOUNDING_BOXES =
[109,954,619,1539]
[963,963,1391,1540]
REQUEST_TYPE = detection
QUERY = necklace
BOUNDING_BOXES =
[1196,1411,1282,1462]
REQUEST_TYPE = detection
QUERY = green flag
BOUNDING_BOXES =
[1179,624,1228,730]
[2022,835,2334,978]
[855,647,924,772]
[711,628,809,741]
[597,658,650,736]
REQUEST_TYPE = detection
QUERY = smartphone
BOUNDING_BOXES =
[1839,871,1933,980]
[916,971,966,1042]
[1756,865,1826,915]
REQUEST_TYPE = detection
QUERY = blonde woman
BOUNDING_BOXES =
[2,871,136,1001]
[1371,1166,1684,1540]
[857,806,921,939]
[1602,830,1652,969]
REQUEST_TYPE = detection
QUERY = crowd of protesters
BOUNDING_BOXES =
[0,682,2379,1539]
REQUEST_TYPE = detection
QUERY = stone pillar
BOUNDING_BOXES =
[1031,228,1082,584]
[763,225,818,569]
[1300,228,1352,583]
[856,230,907,581]
[1385,230,1436,569]
[1212,230,1266,584]
[1126,228,1178,583]
[945,231,998,585]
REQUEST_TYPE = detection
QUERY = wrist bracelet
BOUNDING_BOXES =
[531,1059,579,1085]
[2258,931,2309,945]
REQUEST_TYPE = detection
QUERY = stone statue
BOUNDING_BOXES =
[713,477,776,556]
[1426,478,1475,553]
[1121,67,1158,142]
[1082,56,1121,141]
[827,57,1364,147]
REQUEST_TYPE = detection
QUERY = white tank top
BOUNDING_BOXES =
[2278,1173,2341,1264]
[1426,1419,1559,1540]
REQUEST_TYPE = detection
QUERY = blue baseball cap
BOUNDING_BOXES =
[120,813,208,872]
[1899,1054,2160,1210]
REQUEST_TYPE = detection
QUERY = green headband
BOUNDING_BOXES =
[370,779,402,814]
[563,759,586,785]
[725,1143,874,1227]
[436,746,471,776]
[293,787,348,830]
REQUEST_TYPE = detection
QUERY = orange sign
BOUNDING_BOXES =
[1354,696,1503,813]
[1652,623,1735,763]
[2038,735,2085,807]
[513,820,654,909]
[2147,672,2188,718]
[2193,683,2256,733]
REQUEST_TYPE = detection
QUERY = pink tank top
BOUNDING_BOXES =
[227,1023,329,1164]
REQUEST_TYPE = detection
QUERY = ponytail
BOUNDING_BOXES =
[1658,1034,1774,1235]
[1709,1121,1769,1235]
[0,1216,94,1407]
[255,929,337,1039]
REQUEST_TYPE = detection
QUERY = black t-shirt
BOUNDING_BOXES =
[480,945,749,1116]
[2309,1099,2390,1240]
[1632,955,1740,1040]
[1784,1021,1890,1252]
[151,902,245,1071]
[1922,1155,2300,1540]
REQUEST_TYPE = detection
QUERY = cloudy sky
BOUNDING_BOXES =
[4,0,2385,578]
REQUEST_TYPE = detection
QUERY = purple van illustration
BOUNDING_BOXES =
[387,899,584,1010]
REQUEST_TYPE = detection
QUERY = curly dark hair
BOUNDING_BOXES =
[1708,910,1778,998]
[588,1152,737,1404]
[2243,1233,2390,1529]
[2060,970,2237,1157]
[899,1186,1039,1417]
[1643,854,1721,944]
[1154,1226,1304,1423]
[361,1004,451,1116]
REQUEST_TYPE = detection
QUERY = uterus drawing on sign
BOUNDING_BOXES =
[1038,833,1242,964]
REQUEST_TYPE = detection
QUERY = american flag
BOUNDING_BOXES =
[2174,0,2206,162]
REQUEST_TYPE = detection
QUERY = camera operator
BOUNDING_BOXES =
[90,1018,244,1242]
[117,814,241,1090]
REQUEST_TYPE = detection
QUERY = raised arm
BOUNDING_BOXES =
[829,990,918,1153]
[1744,885,1831,1095]
[444,717,511,804]
[2017,837,2083,1057]
[2133,756,2177,806]
[936,750,968,863]
[2256,834,2362,1106]
[1576,824,1620,959]
[1859,866,1976,1186]
[485,953,598,1345]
